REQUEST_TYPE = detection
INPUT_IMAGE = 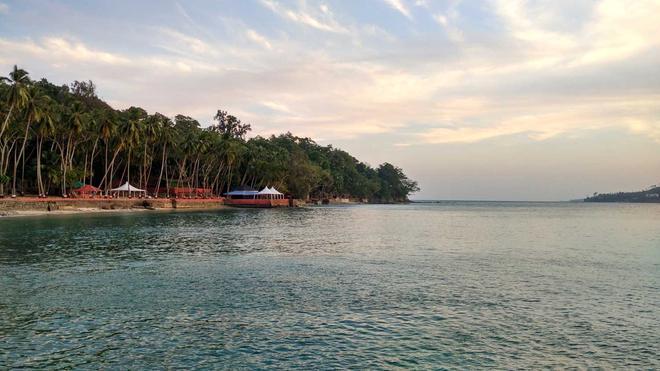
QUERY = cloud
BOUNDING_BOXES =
[433,13,463,42]
[260,101,291,113]
[493,0,660,67]
[156,28,219,57]
[1,0,658,148]
[576,0,660,65]
[260,0,348,33]
[0,37,131,65]
[0,2,8,14]
[627,118,660,143]
[418,96,660,144]
[246,29,272,50]
[382,0,412,19]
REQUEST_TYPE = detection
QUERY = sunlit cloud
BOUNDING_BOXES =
[260,0,348,33]
[493,0,660,67]
[382,0,412,19]
[0,37,131,65]
[418,96,660,144]
[432,13,463,42]
[246,29,272,50]
[155,28,219,57]
[0,1,657,145]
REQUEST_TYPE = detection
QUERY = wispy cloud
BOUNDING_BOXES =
[493,0,660,67]
[246,29,272,50]
[156,28,219,57]
[418,97,660,144]
[260,0,348,33]
[382,0,412,19]
[1,0,658,147]
[0,2,8,15]
[0,37,131,65]
[433,13,463,42]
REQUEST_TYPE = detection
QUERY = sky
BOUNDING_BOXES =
[0,0,659,200]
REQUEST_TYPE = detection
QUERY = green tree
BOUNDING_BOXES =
[0,65,30,140]
[212,110,251,139]
[0,68,420,201]
[376,163,419,202]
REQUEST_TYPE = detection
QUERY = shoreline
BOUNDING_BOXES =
[0,207,155,218]
[0,197,228,218]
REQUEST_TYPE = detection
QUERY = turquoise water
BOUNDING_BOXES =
[1,203,659,369]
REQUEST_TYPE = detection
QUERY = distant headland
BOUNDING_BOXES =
[584,186,660,203]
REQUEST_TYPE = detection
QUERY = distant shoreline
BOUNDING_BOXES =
[584,186,660,203]
[409,199,574,203]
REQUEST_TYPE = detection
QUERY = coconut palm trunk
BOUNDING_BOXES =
[0,104,15,141]
[36,136,44,196]
[11,117,32,196]
[155,143,167,198]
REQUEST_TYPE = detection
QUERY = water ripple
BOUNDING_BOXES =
[1,203,659,368]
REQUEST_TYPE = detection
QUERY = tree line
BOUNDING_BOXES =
[0,66,419,201]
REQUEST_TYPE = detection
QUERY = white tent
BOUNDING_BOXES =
[110,182,146,194]
[258,186,284,199]
[269,187,283,195]
[258,187,276,195]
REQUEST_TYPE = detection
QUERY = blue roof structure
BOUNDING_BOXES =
[225,190,259,196]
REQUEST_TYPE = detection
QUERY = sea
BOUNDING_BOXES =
[1,202,659,369]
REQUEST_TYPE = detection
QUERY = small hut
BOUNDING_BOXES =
[72,184,101,198]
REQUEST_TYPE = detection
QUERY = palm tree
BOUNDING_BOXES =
[33,97,56,197]
[0,125,19,197]
[97,111,116,192]
[224,139,243,193]
[0,66,30,140]
[11,88,45,196]
[82,112,100,186]
[58,101,87,196]
[140,114,159,190]
[122,116,141,194]
[154,114,174,198]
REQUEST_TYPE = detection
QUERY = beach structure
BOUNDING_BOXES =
[257,186,286,199]
[224,186,289,207]
[71,184,101,198]
[110,182,147,198]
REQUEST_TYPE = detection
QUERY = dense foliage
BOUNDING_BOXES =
[584,187,660,203]
[0,66,419,201]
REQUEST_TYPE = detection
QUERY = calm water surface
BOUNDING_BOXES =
[1,203,659,369]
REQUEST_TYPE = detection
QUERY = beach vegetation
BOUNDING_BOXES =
[0,66,418,201]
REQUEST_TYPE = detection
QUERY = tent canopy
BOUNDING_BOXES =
[269,187,283,195]
[110,182,146,193]
[258,187,278,195]
[257,186,284,197]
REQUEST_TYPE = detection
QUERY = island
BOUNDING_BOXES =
[584,186,660,203]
